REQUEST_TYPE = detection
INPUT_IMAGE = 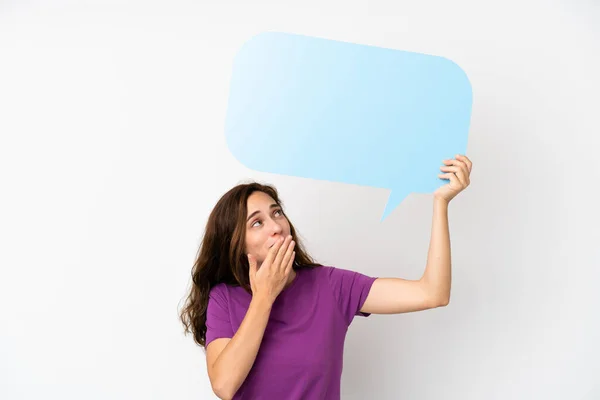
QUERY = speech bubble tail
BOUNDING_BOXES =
[380,189,409,222]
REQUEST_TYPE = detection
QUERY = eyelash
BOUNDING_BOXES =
[252,209,283,227]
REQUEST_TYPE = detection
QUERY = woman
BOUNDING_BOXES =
[180,155,472,399]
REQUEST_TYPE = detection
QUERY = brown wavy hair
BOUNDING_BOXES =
[179,181,322,348]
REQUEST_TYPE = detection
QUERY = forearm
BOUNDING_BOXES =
[421,196,451,305]
[212,294,273,398]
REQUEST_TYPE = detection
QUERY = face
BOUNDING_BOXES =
[244,191,291,265]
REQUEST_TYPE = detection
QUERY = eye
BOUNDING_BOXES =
[250,209,283,228]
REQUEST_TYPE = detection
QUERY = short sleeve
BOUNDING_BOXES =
[205,284,234,347]
[324,266,378,326]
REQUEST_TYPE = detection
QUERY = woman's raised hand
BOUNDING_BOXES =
[248,235,296,304]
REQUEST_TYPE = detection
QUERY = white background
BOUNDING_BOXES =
[1,1,598,399]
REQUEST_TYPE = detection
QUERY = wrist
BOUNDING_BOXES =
[251,292,274,309]
[433,195,450,208]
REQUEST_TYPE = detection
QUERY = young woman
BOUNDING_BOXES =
[180,155,472,399]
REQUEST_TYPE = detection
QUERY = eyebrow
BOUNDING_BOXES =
[247,203,280,222]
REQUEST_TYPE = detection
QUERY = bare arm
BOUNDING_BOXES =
[360,155,472,314]
[360,197,451,314]
[206,235,296,399]
[207,294,273,400]
[420,196,452,304]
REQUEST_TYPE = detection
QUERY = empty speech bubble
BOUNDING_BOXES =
[225,31,472,221]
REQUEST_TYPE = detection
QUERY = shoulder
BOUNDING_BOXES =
[315,265,371,281]
[296,264,334,281]
[207,283,229,311]
[209,282,228,297]
[208,282,246,304]
[303,265,375,288]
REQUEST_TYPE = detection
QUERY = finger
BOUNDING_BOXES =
[453,156,471,185]
[284,251,296,275]
[440,165,467,186]
[443,158,468,173]
[273,235,293,269]
[451,154,472,175]
[456,154,472,173]
[444,157,470,183]
[263,236,285,267]
[280,239,296,271]
[248,254,257,277]
[280,236,295,267]
[438,173,459,187]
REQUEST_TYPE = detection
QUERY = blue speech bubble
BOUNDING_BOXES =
[225,32,472,221]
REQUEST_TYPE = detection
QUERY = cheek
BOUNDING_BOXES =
[244,232,253,252]
[245,233,263,252]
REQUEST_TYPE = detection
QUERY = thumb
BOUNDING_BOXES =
[248,254,257,277]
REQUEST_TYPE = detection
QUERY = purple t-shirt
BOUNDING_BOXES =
[205,265,378,399]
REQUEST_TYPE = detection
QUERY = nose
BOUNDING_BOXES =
[270,219,283,235]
